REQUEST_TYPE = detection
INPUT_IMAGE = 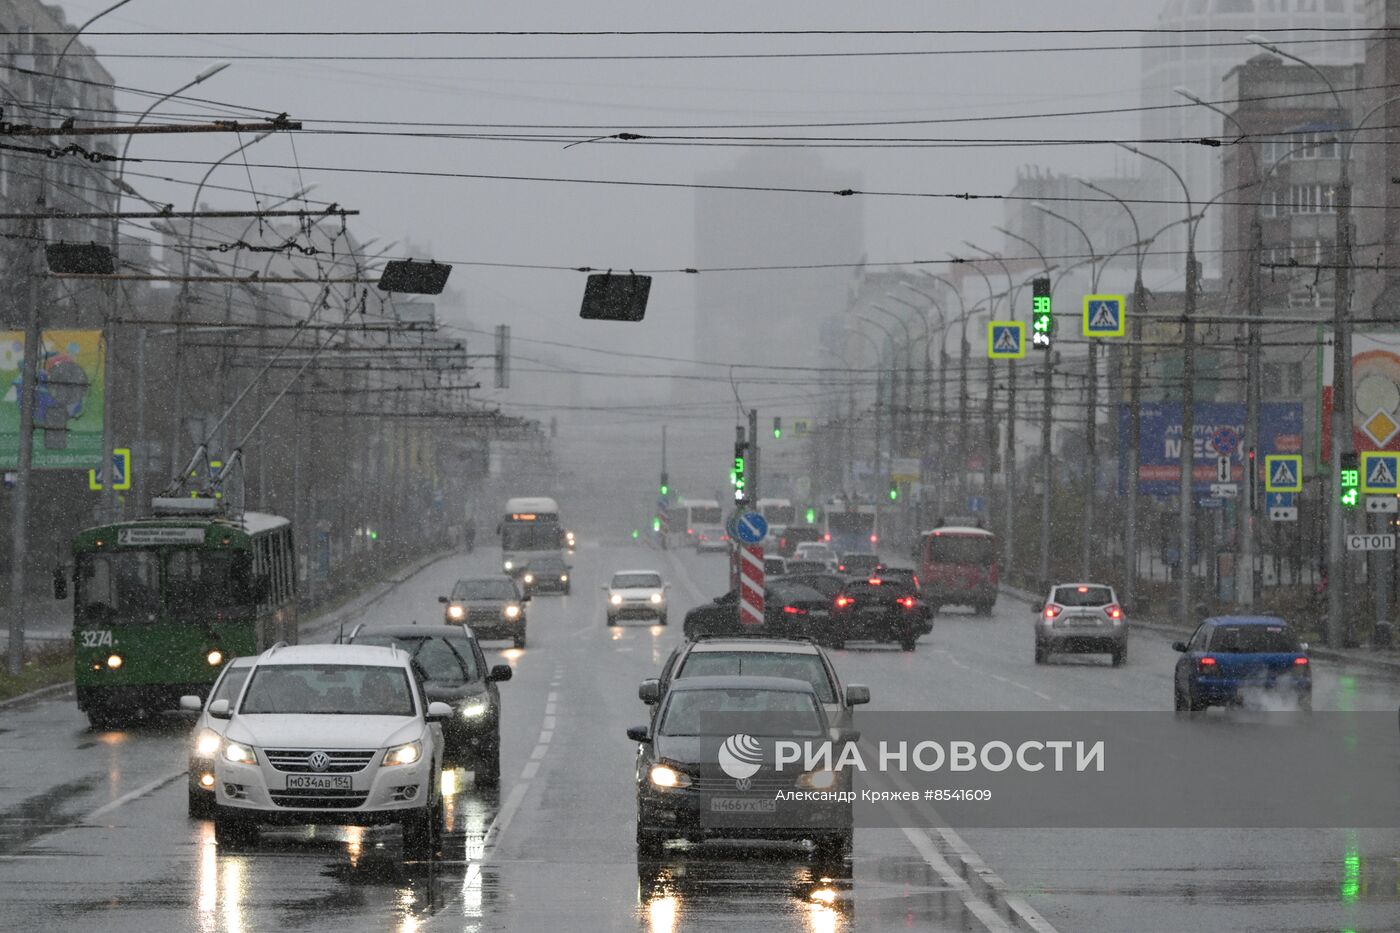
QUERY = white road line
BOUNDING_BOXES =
[545,703,557,716]
[84,770,184,821]
[931,824,1062,933]
[537,730,554,744]
[900,827,1015,933]
[546,691,558,703]
[542,715,556,730]
[529,744,549,761]
[520,761,540,780]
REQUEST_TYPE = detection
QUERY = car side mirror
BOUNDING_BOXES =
[438,595,449,604]
[845,685,871,706]
[208,699,232,720]
[52,566,67,600]
[626,725,651,743]
[832,727,861,745]
[600,585,609,591]
[1171,641,1187,653]
[179,694,203,714]
[638,678,661,705]
[426,701,454,722]
[487,664,513,683]
[521,595,532,603]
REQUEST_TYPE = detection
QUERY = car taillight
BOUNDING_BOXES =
[835,596,853,609]
[868,577,882,586]
[1105,604,1122,620]
[1294,657,1309,666]
[912,575,920,588]
[823,533,831,541]
[783,605,807,616]
[870,534,878,544]
[1043,605,1062,619]
[1198,657,1218,673]
[687,528,694,535]
[897,596,916,609]
[837,564,846,572]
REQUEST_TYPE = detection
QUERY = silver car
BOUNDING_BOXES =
[1034,582,1127,666]
[180,656,256,818]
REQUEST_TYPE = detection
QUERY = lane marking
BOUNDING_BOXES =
[900,827,1015,933]
[520,761,540,780]
[545,703,557,716]
[537,730,554,744]
[84,769,185,821]
[542,715,556,730]
[529,744,549,761]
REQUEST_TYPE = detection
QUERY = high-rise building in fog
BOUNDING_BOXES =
[691,149,863,369]
[1139,0,1365,276]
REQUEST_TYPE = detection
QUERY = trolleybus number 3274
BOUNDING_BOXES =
[78,630,114,648]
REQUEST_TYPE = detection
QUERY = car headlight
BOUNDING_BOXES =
[649,592,664,604]
[461,700,489,719]
[649,764,691,788]
[610,593,623,606]
[797,769,837,790]
[447,604,465,620]
[503,560,514,571]
[194,729,222,758]
[560,575,568,582]
[504,604,521,619]
[206,649,223,666]
[384,741,422,767]
[223,741,256,764]
[523,573,535,584]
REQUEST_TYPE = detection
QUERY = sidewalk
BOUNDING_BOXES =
[1000,583,1400,676]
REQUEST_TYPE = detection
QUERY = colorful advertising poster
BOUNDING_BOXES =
[1321,331,1400,466]
[1117,402,1304,497]
[0,330,105,469]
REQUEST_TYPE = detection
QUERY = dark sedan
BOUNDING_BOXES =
[522,555,572,596]
[627,675,855,862]
[346,624,513,784]
[439,576,529,649]
[681,582,836,642]
[831,574,928,651]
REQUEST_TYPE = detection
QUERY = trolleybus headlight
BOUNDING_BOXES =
[503,560,514,571]
[503,604,521,619]
[106,654,123,669]
[223,741,256,764]
[523,573,535,584]
[206,649,223,666]
[195,729,222,757]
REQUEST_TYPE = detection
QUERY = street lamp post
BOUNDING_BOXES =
[859,316,900,503]
[923,273,971,509]
[868,304,915,455]
[959,256,1000,519]
[1117,143,1200,628]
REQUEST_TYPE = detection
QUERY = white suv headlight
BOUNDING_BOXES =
[610,593,623,605]
[649,592,664,604]
[223,741,256,764]
[384,741,422,767]
[195,729,222,758]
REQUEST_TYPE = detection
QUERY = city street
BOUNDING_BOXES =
[2,542,1397,932]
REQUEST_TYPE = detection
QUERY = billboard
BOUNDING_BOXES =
[0,330,105,469]
[1321,331,1400,467]
[1117,402,1304,498]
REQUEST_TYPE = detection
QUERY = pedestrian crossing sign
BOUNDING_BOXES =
[1264,454,1302,493]
[87,448,131,492]
[1082,294,1126,337]
[1362,451,1400,493]
[987,321,1026,359]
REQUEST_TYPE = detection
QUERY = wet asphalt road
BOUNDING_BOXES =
[1,541,1398,932]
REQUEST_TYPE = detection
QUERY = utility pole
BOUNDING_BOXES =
[749,407,760,505]
[1006,358,1017,573]
[1041,349,1055,587]
[1241,206,1262,608]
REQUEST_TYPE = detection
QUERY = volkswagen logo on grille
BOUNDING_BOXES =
[734,777,752,791]
[307,751,331,773]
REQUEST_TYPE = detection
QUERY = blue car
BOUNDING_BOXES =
[1172,616,1312,712]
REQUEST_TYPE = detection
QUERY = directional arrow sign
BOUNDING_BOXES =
[734,510,769,544]
[1265,454,1303,493]
[1083,294,1126,337]
[1362,451,1400,494]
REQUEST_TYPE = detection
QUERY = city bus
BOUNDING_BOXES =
[60,497,298,728]
[670,498,723,548]
[917,523,999,615]
[822,502,879,555]
[500,496,564,575]
[756,497,796,538]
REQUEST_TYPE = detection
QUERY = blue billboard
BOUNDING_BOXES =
[1117,402,1304,498]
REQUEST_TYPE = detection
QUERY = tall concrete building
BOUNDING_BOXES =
[1139,0,1366,277]
[691,149,863,369]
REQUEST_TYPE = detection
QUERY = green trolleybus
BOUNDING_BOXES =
[59,497,298,728]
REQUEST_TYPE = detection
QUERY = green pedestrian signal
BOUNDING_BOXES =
[1031,277,1053,351]
[1340,451,1360,508]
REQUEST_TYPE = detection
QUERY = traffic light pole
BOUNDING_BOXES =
[749,408,760,504]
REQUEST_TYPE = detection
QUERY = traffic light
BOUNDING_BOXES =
[888,480,899,502]
[805,507,816,524]
[631,529,640,539]
[733,441,749,504]
[1340,451,1360,508]
[660,471,669,498]
[773,417,782,439]
[1031,277,1052,351]
[652,516,662,532]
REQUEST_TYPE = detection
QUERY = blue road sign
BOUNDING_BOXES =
[1198,496,1224,510]
[1265,492,1295,509]
[1083,295,1126,337]
[1265,453,1303,493]
[966,496,986,513]
[734,511,768,544]
[1211,426,1239,458]
[1362,451,1400,494]
[987,322,1026,359]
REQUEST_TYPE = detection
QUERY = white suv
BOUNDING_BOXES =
[208,643,452,858]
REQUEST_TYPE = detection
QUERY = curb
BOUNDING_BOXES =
[0,681,73,710]
[1000,584,1400,676]
[925,827,1060,933]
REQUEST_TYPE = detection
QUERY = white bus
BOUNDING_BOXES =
[756,498,796,537]
[500,496,563,575]
[670,498,723,548]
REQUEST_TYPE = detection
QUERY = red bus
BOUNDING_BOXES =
[917,525,998,615]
